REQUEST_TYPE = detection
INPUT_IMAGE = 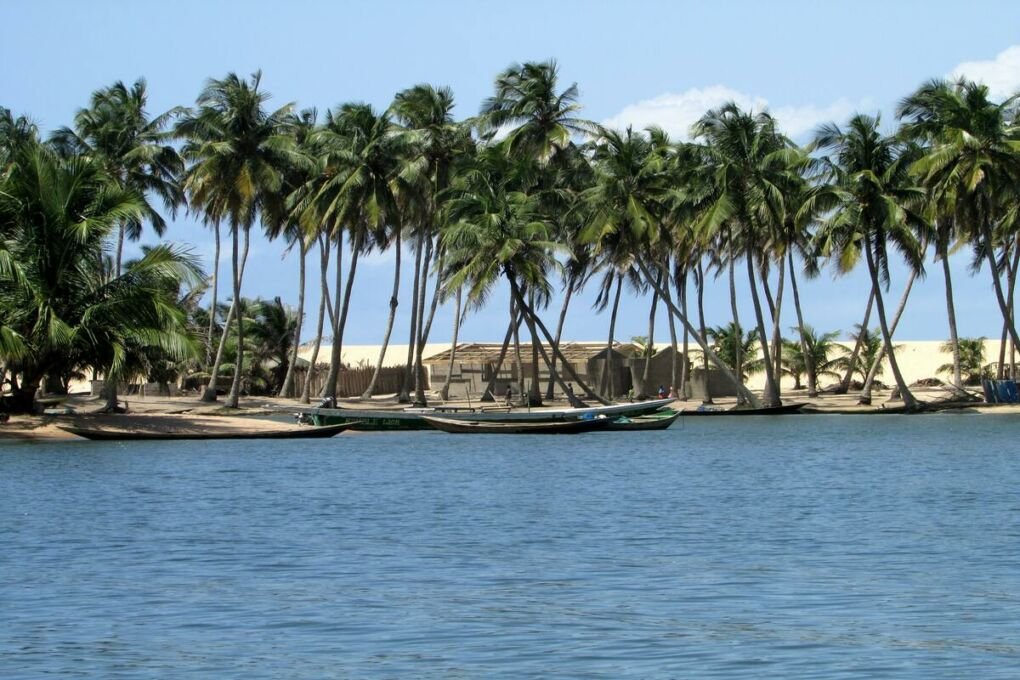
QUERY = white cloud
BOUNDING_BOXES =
[602,86,871,142]
[949,45,1020,100]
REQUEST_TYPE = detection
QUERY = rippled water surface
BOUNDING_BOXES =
[2,414,1019,678]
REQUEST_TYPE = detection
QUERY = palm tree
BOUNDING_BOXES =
[51,79,184,276]
[899,78,1020,381]
[389,84,467,404]
[177,70,296,407]
[780,326,848,390]
[691,103,800,407]
[805,114,928,410]
[295,103,397,402]
[938,337,990,385]
[708,322,762,379]
[582,126,762,406]
[0,142,201,412]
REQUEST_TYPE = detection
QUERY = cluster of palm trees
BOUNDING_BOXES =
[3,62,1019,413]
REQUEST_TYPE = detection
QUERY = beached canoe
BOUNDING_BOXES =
[309,398,676,431]
[58,422,357,441]
[678,403,807,416]
[607,409,681,431]
[422,415,613,434]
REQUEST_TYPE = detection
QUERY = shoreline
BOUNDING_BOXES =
[2,386,1018,443]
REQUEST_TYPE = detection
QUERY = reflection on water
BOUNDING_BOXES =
[2,415,1019,678]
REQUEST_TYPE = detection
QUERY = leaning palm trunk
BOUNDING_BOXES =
[938,240,963,389]
[746,247,781,407]
[637,258,762,408]
[322,231,363,401]
[641,271,660,392]
[862,236,918,409]
[788,250,816,397]
[697,261,712,403]
[204,228,250,403]
[481,312,524,401]
[206,222,220,366]
[318,234,345,399]
[545,274,575,400]
[362,231,401,399]
[300,234,331,404]
[601,274,623,398]
[981,223,1020,352]
[664,271,683,398]
[728,257,744,402]
[525,290,544,406]
[413,248,443,405]
[996,245,1020,379]
[400,230,426,402]
[439,286,462,400]
[837,290,875,394]
[506,275,608,405]
[768,256,786,397]
[511,298,525,402]
[278,238,307,398]
[860,269,916,403]
[1008,246,1019,379]
[226,228,252,408]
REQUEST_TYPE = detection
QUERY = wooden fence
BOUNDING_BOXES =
[293,365,414,398]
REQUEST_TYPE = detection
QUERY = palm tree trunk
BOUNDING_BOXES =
[746,247,781,406]
[482,312,524,401]
[862,236,918,409]
[601,274,623,398]
[413,245,441,405]
[511,297,525,403]
[225,228,251,408]
[982,223,1020,351]
[506,275,607,405]
[278,238,307,398]
[788,250,815,397]
[697,261,712,403]
[638,258,762,407]
[362,231,401,399]
[938,240,963,389]
[526,290,543,406]
[439,286,462,400]
[837,289,875,394]
[860,269,916,403]
[202,226,250,403]
[545,274,576,400]
[400,230,425,402]
[318,233,345,399]
[300,235,331,404]
[728,257,744,402]
[665,271,683,399]
[322,231,362,401]
[411,236,435,404]
[769,255,786,396]
[206,222,220,366]
[115,222,125,278]
[1007,245,1019,379]
[641,271,660,391]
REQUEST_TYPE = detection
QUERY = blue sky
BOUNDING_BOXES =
[4,1,1020,345]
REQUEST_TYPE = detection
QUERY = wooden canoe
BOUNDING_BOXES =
[422,415,613,434]
[678,403,807,416]
[58,422,358,441]
[607,410,682,431]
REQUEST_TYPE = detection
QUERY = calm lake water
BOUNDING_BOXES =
[2,414,1018,678]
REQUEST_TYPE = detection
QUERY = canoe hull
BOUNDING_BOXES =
[607,410,681,431]
[422,416,613,434]
[309,398,676,431]
[59,422,356,441]
[679,403,806,416]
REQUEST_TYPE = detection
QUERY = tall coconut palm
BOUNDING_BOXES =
[390,84,467,404]
[177,71,296,407]
[296,103,398,402]
[804,114,928,410]
[690,103,800,407]
[899,78,1020,378]
[51,79,184,276]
